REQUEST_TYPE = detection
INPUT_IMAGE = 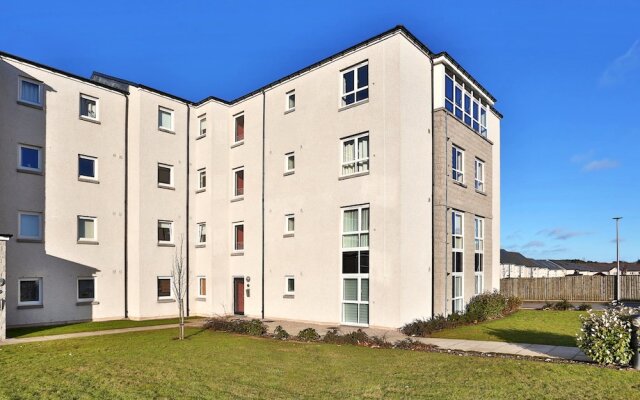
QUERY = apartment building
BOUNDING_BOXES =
[0,26,501,329]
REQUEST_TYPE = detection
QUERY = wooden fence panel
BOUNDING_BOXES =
[500,275,640,301]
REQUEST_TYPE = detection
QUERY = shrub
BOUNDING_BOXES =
[203,317,267,336]
[322,329,391,348]
[465,291,507,322]
[552,299,573,311]
[401,314,458,337]
[575,303,592,311]
[503,296,522,314]
[296,327,320,342]
[576,302,635,366]
[273,325,290,340]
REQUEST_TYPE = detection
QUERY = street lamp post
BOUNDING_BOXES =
[613,217,622,301]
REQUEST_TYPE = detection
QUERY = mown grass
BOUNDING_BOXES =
[1,328,639,399]
[7,317,202,338]
[431,310,585,346]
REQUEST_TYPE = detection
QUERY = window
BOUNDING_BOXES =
[234,114,244,143]
[158,163,174,188]
[286,90,295,112]
[197,222,206,245]
[199,117,207,137]
[157,220,173,244]
[158,107,174,131]
[18,278,42,306]
[77,277,95,302]
[284,153,295,174]
[197,168,206,191]
[341,62,368,107]
[197,276,207,297]
[78,155,98,181]
[18,212,42,241]
[233,222,244,252]
[342,205,369,325]
[19,78,42,106]
[452,145,464,183]
[233,167,244,197]
[17,144,42,172]
[444,70,488,137]
[285,276,295,295]
[285,214,295,235]
[77,216,97,242]
[341,133,369,176]
[474,217,485,295]
[475,159,485,192]
[157,277,172,299]
[79,94,99,120]
[452,211,464,313]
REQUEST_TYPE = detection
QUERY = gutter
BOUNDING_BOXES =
[261,90,266,320]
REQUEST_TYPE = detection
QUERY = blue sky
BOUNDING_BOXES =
[1,1,638,262]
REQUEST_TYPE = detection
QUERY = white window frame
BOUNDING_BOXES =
[157,276,173,300]
[157,220,174,245]
[452,210,464,313]
[474,217,485,295]
[445,70,488,137]
[197,222,206,245]
[77,215,98,242]
[284,152,295,174]
[341,132,369,177]
[18,277,43,306]
[18,77,42,106]
[233,113,244,144]
[452,145,464,183]
[285,90,295,112]
[474,158,485,192]
[197,168,206,191]
[284,275,295,295]
[18,211,43,241]
[158,106,174,132]
[77,277,96,302]
[233,167,244,198]
[197,276,207,298]
[17,144,42,173]
[284,214,295,235]
[341,205,370,327]
[340,61,369,107]
[78,154,98,181]
[232,221,244,252]
[157,163,174,188]
[198,116,207,137]
[79,94,99,121]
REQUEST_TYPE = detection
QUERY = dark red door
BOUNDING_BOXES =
[234,278,245,315]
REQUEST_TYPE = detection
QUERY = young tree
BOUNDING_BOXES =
[172,236,187,340]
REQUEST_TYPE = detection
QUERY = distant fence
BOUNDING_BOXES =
[500,275,640,302]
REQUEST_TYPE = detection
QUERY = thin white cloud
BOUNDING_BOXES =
[600,39,640,87]
[523,240,545,249]
[583,158,620,172]
[538,228,590,240]
[570,150,594,164]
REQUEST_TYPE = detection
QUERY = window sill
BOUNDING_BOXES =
[284,108,295,115]
[16,238,43,244]
[452,180,467,188]
[283,233,294,238]
[158,242,175,247]
[230,140,244,149]
[231,196,244,203]
[79,116,101,124]
[196,188,206,194]
[195,297,207,302]
[339,98,369,112]
[76,301,99,306]
[339,171,370,181]
[157,298,176,303]
[158,184,175,190]
[283,294,295,299]
[195,244,206,248]
[196,134,207,140]
[17,168,43,176]
[283,170,295,176]
[231,251,244,257]
[77,240,99,245]
[78,177,99,184]
[17,100,43,110]
[158,127,175,134]
[475,189,487,196]
[17,304,43,309]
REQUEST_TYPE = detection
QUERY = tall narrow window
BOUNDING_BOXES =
[158,107,174,131]
[234,168,244,197]
[341,133,369,176]
[286,90,295,112]
[197,168,206,191]
[341,205,369,325]
[18,278,42,306]
[197,222,206,245]
[233,222,244,252]
[285,276,295,295]
[17,144,42,173]
[80,94,99,120]
[341,62,368,106]
[284,153,295,174]
[475,159,485,192]
[234,114,244,143]
[19,78,42,106]
[77,277,96,302]
[445,71,454,112]
[284,214,295,235]
[157,220,173,244]
[158,163,174,188]
[480,107,487,137]
[77,216,97,242]
[452,145,464,183]
[78,155,98,181]
[474,217,485,295]
[199,117,207,137]
[452,211,464,313]
[197,276,207,297]
[18,212,42,241]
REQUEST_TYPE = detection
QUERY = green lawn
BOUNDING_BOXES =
[1,328,639,399]
[7,317,202,339]
[431,310,585,346]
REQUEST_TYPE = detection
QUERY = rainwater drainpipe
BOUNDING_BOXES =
[186,103,191,317]
[261,90,266,320]
[124,93,129,319]
[443,112,450,316]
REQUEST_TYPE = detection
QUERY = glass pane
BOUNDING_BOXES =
[235,115,244,141]
[464,114,471,126]
[158,166,171,185]
[358,136,369,159]
[342,251,358,274]
[20,214,40,238]
[359,304,369,324]
[200,118,206,135]
[343,140,355,162]
[453,276,462,297]
[473,101,479,119]
[445,100,454,112]
[20,147,39,169]
[357,65,368,88]
[199,224,206,243]
[343,303,358,323]
[235,225,244,250]
[355,88,368,102]
[454,87,462,106]
[359,233,369,248]
[158,222,171,241]
[288,94,295,109]
[361,279,369,301]
[342,163,355,175]
[81,98,97,118]
[475,253,483,272]
[342,94,355,105]
[342,234,359,248]
[455,107,462,119]
[287,155,295,170]
[360,208,369,230]
[464,95,471,114]
[343,210,358,232]
[200,278,207,296]
[445,76,453,100]
[78,279,95,299]
[287,217,295,232]
[159,110,172,129]
[235,170,244,196]
[79,218,95,239]
[360,251,369,273]
[453,252,463,272]
[343,279,358,301]
[20,280,39,302]
[21,81,40,103]
[158,279,171,297]
[79,157,95,178]
[287,278,295,293]
[343,70,354,93]
[199,171,206,188]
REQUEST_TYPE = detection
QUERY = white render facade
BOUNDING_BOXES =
[0,26,501,329]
